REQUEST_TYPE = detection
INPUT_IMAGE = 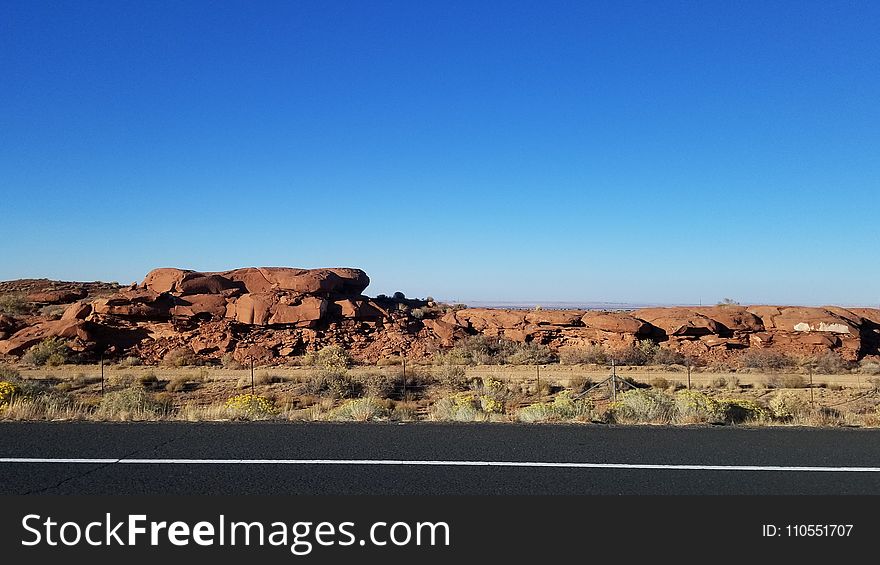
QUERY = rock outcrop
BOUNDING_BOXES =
[0,267,878,366]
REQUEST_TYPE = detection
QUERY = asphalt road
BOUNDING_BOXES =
[2,422,880,495]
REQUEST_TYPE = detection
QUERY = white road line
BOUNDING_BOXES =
[0,458,879,472]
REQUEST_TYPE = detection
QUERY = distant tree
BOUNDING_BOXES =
[393,291,406,300]
[717,298,740,306]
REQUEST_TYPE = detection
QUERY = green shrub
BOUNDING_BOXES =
[429,394,490,422]
[22,338,70,366]
[612,340,658,366]
[225,393,277,419]
[769,392,810,421]
[96,388,168,419]
[0,381,18,407]
[0,293,29,315]
[300,369,362,398]
[331,397,388,421]
[610,389,676,423]
[434,363,471,390]
[674,390,723,424]
[716,399,770,424]
[558,345,608,365]
[440,335,550,366]
[518,392,593,423]
[304,345,352,370]
[506,342,555,365]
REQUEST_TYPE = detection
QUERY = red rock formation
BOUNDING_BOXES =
[1,267,879,366]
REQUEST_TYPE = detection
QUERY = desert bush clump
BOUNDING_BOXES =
[653,347,687,366]
[358,372,396,398]
[331,397,388,421]
[304,345,352,370]
[558,345,608,365]
[430,394,489,422]
[220,353,243,370]
[506,342,555,365]
[650,377,670,390]
[161,347,198,367]
[97,388,168,420]
[301,369,362,399]
[434,363,471,390]
[612,340,658,366]
[165,375,192,392]
[0,293,29,315]
[138,372,159,390]
[0,381,18,408]
[814,353,852,374]
[0,365,20,381]
[225,394,277,419]
[610,389,676,423]
[859,360,880,376]
[769,391,810,421]
[22,337,70,367]
[716,399,770,424]
[763,374,806,389]
[117,356,142,368]
[740,349,794,370]
[568,375,593,394]
[518,392,593,423]
[440,336,550,366]
[674,390,723,423]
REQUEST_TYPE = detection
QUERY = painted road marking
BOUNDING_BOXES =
[0,458,879,472]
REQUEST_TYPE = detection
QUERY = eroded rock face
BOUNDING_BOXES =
[1,267,879,366]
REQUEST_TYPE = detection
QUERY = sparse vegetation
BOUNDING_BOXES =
[22,337,70,367]
[518,392,593,423]
[331,397,388,421]
[304,345,352,370]
[438,336,553,366]
[97,388,169,420]
[740,349,794,370]
[0,293,29,315]
[813,353,852,374]
[161,347,199,367]
[558,345,608,365]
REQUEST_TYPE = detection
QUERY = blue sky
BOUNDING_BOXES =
[1,1,878,305]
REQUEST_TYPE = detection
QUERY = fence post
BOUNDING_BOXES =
[809,365,814,407]
[100,353,105,396]
[686,360,691,391]
[536,364,541,402]
[250,358,255,396]
[611,358,617,401]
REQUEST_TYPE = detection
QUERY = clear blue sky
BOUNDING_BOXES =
[2,1,878,306]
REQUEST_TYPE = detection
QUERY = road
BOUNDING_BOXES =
[2,422,880,495]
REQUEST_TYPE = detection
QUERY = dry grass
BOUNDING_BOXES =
[1,363,878,426]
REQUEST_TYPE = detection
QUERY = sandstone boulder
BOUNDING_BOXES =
[632,308,719,337]
[755,307,860,335]
[171,294,229,318]
[581,311,650,334]
[694,306,764,332]
[25,288,87,304]
[268,297,327,326]
[226,293,276,325]
[525,310,584,326]
[61,302,92,321]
